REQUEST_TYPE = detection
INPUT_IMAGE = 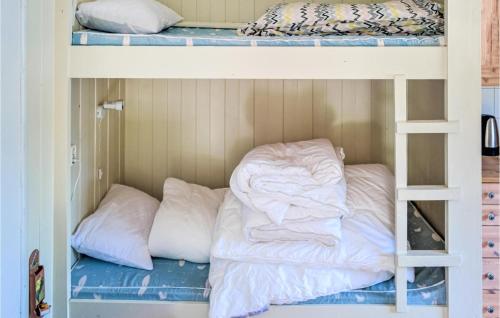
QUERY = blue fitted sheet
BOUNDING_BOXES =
[72,27,445,47]
[71,202,446,305]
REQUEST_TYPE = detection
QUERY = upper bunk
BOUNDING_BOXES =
[68,0,449,79]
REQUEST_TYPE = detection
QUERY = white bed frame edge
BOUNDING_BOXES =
[69,299,449,318]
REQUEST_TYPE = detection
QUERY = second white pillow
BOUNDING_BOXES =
[148,178,226,263]
[76,0,183,34]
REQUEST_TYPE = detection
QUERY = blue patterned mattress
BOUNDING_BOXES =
[72,27,445,47]
[71,202,445,305]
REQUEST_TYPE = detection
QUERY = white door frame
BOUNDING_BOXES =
[1,0,27,317]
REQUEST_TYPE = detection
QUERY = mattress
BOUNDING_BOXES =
[72,27,445,47]
[71,202,445,305]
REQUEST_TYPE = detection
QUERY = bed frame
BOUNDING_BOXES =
[53,0,482,317]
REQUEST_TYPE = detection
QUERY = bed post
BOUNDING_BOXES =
[445,0,482,317]
[394,75,408,312]
[54,0,73,317]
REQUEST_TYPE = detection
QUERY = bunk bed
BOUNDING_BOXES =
[53,0,482,317]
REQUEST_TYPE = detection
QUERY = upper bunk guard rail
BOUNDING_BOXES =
[68,46,447,79]
[394,75,409,313]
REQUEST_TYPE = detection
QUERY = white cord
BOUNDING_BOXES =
[71,161,81,201]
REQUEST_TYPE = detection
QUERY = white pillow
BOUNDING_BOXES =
[76,0,183,34]
[71,184,160,270]
[148,178,226,263]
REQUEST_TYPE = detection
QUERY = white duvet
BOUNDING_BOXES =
[210,164,414,318]
[230,139,348,225]
[240,203,342,246]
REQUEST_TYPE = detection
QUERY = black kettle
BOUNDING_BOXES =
[482,115,499,156]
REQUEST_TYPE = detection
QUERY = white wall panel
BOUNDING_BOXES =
[72,79,125,233]
[124,79,385,197]
[73,0,391,26]
[72,78,445,236]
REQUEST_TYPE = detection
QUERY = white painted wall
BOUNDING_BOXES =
[24,0,55,316]
[0,0,26,317]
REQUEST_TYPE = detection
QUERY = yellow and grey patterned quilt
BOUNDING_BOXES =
[238,0,444,36]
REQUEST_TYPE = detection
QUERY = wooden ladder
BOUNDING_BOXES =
[393,75,462,312]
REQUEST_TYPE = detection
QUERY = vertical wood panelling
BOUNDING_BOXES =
[385,80,396,171]
[196,80,211,186]
[73,78,445,241]
[167,80,183,180]
[325,80,343,146]
[224,80,255,184]
[196,0,210,22]
[341,80,372,164]
[108,79,121,188]
[138,80,154,194]
[123,79,399,196]
[74,78,123,229]
[95,79,108,202]
[181,80,197,183]
[80,79,96,212]
[70,79,81,234]
[312,80,327,138]
[210,0,226,22]
[77,0,411,24]
[209,80,226,188]
[370,80,387,164]
[119,79,126,183]
[182,0,198,21]
[124,79,140,190]
[152,80,169,199]
[284,80,313,142]
[254,80,284,146]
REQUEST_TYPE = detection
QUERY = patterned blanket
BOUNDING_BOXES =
[238,0,444,36]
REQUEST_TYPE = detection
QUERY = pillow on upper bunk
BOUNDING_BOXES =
[148,178,226,263]
[71,184,160,270]
[238,0,444,36]
[76,0,183,34]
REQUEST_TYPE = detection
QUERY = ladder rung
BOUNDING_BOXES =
[396,120,460,134]
[397,251,462,267]
[397,185,460,201]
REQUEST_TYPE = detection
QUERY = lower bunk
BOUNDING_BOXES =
[70,202,446,317]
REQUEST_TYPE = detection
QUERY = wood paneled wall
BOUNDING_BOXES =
[482,0,500,86]
[75,0,389,26]
[70,78,125,232]
[72,78,446,235]
[123,79,385,199]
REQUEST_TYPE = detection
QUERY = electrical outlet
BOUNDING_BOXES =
[70,144,78,166]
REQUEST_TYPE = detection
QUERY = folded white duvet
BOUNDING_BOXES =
[210,164,414,318]
[212,189,395,271]
[241,203,342,246]
[230,139,348,225]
